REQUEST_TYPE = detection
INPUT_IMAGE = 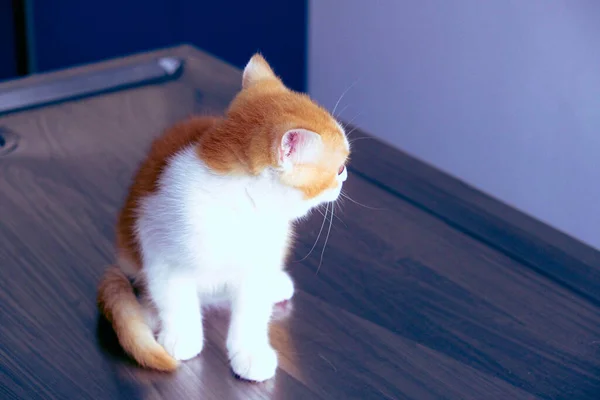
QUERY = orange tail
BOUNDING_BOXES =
[97,266,178,372]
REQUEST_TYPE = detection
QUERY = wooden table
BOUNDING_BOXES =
[1,45,599,400]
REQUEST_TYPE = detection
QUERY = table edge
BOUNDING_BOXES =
[2,42,598,304]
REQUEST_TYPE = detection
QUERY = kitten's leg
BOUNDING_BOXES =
[146,267,204,361]
[227,278,278,381]
[269,270,295,304]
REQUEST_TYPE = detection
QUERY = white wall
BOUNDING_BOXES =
[309,0,600,250]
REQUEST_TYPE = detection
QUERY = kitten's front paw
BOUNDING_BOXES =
[271,271,295,304]
[158,326,204,361]
[229,344,278,382]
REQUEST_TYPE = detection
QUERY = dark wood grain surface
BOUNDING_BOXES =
[1,45,599,400]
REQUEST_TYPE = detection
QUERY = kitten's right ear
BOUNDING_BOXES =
[243,53,280,88]
[278,129,323,170]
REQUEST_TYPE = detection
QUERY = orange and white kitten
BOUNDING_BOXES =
[97,53,350,382]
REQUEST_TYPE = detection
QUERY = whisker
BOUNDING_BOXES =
[317,202,335,275]
[341,192,385,210]
[315,207,327,218]
[345,125,361,137]
[332,80,359,117]
[316,202,345,225]
[332,198,348,223]
[336,104,350,119]
[349,136,377,145]
[315,206,332,223]
[343,111,364,132]
[295,203,329,263]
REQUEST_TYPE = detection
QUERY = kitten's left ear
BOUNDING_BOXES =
[278,129,323,169]
[243,53,280,88]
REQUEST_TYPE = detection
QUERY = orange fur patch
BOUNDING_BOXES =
[199,54,349,199]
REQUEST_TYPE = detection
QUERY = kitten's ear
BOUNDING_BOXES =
[278,129,323,169]
[243,53,279,88]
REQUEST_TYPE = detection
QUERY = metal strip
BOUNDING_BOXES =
[0,57,184,115]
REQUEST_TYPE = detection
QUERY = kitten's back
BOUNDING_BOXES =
[116,116,220,273]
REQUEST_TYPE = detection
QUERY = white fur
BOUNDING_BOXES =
[129,145,344,381]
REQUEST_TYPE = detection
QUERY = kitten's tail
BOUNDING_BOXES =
[97,266,178,372]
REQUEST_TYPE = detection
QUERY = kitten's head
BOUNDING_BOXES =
[225,53,350,210]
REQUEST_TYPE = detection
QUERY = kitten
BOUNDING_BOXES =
[97,53,350,382]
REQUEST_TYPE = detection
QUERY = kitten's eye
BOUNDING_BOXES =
[338,165,345,175]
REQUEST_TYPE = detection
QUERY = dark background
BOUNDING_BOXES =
[0,0,307,91]
[0,2,17,81]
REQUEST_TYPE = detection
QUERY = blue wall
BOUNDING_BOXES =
[0,2,17,81]
[30,0,307,91]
